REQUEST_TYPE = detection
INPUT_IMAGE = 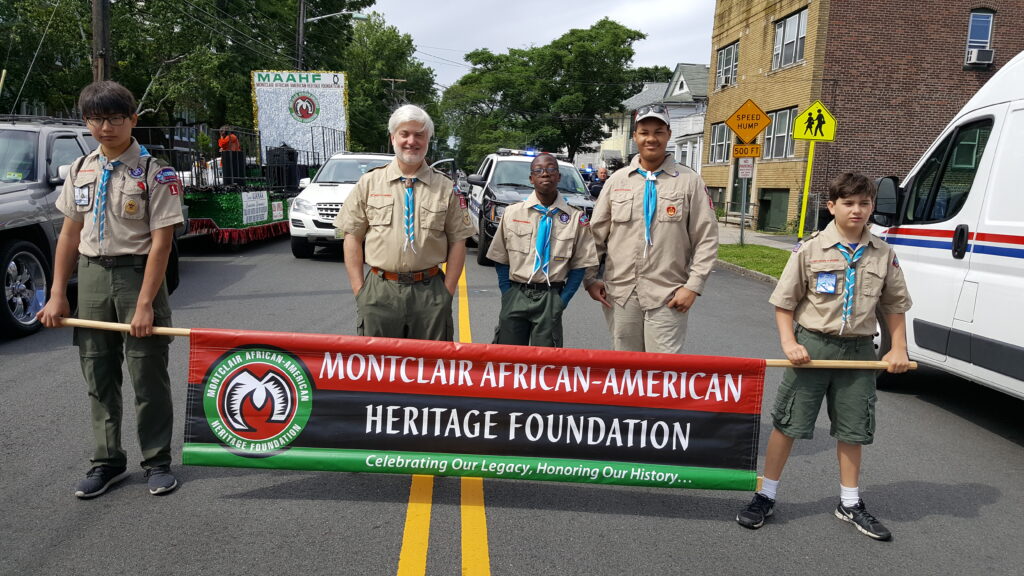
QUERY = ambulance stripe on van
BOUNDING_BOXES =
[882,227,1024,259]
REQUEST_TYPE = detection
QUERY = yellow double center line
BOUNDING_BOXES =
[396,265,490,576]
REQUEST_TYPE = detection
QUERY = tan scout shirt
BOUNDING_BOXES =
[584,155,719,310]
[770,221,913,337]
[486,191,599,284]
[56,139,184,257]
[334,160,474,272]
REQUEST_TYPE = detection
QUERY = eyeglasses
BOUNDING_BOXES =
[530,167,560,175]
[635,104,668,116]
[85,115,128,128]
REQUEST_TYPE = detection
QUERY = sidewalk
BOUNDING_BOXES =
[715,221,799,285]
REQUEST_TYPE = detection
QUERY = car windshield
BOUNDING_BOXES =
[0,130,39,183]
[493,160,588,195]
[315,157,391,183]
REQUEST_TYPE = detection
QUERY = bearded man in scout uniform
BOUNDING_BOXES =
[584,105,719,353]
[335,105,474,340]
[37,81,184,498]
[486,153,598,346]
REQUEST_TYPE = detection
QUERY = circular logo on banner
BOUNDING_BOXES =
[290,92,320,123]
[202,346,313,455]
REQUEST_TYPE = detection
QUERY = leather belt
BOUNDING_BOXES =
[370,266,441,284]
[513,281,565,291]
[86,255,148,268]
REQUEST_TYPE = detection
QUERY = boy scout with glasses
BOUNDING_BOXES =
[736,172,912,541]
[37,81,184,498]
[486,153,598,346]
[334,105,474,340]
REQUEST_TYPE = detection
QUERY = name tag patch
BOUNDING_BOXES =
[816,272,838,294]
[74,185,91,206]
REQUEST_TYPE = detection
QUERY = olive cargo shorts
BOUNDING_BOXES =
[771,326,878,445]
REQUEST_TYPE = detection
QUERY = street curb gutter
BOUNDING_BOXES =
[715,259,779,286]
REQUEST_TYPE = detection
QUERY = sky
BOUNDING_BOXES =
[367,0,716,90]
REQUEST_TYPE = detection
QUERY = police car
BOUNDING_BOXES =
[466,148,593,265]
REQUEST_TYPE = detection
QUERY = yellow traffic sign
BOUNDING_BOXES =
[725,100,771,144]
[733,144,762,158]
[793,100,836,141]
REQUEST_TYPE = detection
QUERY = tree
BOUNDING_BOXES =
[441,18,654,164]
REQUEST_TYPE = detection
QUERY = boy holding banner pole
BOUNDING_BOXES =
[736,172,912,541]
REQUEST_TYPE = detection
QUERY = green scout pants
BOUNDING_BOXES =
[356,271,454,341]
[493,283,564,347]
[73,255,174,469]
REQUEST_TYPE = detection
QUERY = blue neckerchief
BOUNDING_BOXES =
[531,204,559,283]
[836,242,867,335]
[637,168,663,256]
[399,177,417,253]
[94,155,121,246]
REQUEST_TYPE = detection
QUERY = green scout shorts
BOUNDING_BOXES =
[771,325,878,445]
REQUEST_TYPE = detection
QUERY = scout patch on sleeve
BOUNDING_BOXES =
[578,213,590,227]
[74,185,91,205]
[154,167,179,184]
[168,182,181,195]
[705,185,714,210]
[792,241,802,253]
[892,254,900,268]
[815,272,838,294]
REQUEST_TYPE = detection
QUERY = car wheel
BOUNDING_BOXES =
[476,227,494,266]
[291,236,315,259]
[1,240,49,338]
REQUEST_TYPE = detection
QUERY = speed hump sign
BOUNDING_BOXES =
[725,100,771,144]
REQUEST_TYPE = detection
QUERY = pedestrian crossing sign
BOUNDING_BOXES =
[793,100,836,141]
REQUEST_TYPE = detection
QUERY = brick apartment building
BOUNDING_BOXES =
[703,0,1024,232]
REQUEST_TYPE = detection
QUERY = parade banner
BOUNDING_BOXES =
[184,329,766,491]
[252,70,347,158]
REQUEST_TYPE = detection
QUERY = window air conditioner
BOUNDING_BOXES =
[719,76,731,88]
[966,48,995,65]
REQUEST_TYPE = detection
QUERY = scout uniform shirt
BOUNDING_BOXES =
[769,220,913,337]
[334,160,475,272]
[56,139,184,257]
[585,154,719,310]
[485,191,599,283]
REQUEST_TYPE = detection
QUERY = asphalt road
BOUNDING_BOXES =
[1,236,1021,575]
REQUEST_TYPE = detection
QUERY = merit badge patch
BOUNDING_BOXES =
[815,272,838,294]
[579,213,590,227]
[124,199,139,215]
[154,167,178,184]
[666,205,677,217]
[559,212,570,224]
[129,166,144,179]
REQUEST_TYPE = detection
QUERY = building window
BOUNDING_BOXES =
[710,123,732,163]
[772,8,807,70]
[716,42,738,88]
[966,10,994,57]
[762,107,797,159]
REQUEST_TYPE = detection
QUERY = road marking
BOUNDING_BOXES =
[397,474,434,576]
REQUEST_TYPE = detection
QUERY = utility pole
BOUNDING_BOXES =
[91,0,111,81]
[381,78,407,107]
[296,0,307,69]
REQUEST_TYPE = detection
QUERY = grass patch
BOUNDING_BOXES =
[718,244,792,279]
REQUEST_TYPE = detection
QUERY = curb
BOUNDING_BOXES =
[715,259,779,286]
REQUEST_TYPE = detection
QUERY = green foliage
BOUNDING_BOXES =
[441,18,651,168]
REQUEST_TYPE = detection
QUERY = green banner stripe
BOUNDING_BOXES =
[184,444,756,491]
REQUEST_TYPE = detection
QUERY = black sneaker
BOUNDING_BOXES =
[144,465,179,495]
[835,499,892,541]
[74,465,129,499]
[736,493,775,529]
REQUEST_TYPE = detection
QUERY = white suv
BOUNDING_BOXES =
[288,152,392,258]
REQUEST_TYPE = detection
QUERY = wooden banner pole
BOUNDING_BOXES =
[54,318,915,370]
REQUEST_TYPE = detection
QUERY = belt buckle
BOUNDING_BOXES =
[98,256,116,268]
[396,272,415,283]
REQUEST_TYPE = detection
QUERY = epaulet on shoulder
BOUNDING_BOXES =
[366,164,387,173]
[431,167,453,182]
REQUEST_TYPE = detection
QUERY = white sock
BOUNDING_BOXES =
[758,478,780,500]
[841,484,860,507]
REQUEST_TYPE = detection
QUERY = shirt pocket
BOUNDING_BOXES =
[551,218,575,260]
[656,190,687,222]
[858,262,886,297]
[807,261,846,297]
[72,173,95,213]
[610,191,632,223]
[419,197,447,231]
[113,176,147,220]
[506,220,534,254]
[367,194,394,226]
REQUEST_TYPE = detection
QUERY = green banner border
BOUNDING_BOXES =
[184,444,756,491]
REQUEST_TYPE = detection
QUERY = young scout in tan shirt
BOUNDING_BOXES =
[37,81,184,499]
[584,105,719,353]
[736,172,912,541]
[334,105,474,341]
[486,153,598,347]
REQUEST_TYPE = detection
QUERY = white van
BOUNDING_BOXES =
[872,49,1024,400]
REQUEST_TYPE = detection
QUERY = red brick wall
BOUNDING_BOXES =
[813,1,1024,199]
